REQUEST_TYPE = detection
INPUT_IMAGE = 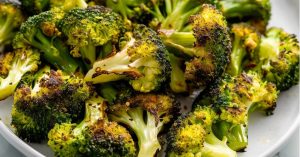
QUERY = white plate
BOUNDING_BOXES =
[0,0,299,157]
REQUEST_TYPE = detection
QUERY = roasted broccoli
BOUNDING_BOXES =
[58,6,123,68]
[85,24,171,93]
[146,3,231,89]
[0,48,40,100]
[13,10,81,74]
[50,0,88,11]
[19,0,50,15]
[11,67,92,142]
[208,0,271,33]
[48,94,136,157]
[245,27,299,90]
[0,1,24,49]
[226,23,261,76]
[108,93,180,157]
[166,106,237,157]
[168,52,188,93]
[193,71,278,151]
[105,0,150,27]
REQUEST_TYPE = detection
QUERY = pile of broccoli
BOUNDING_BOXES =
[0,0,299,156]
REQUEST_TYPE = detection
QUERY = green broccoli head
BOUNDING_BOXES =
[246,27,300,90]
[193,71,278,151]
[58,6,124,68]
[226,23,261,76]
[108,93,180,157]
[11,67,92,142]
[85,24,171,93]
[48,95,136,157]
[166,106,237,157]
[211,0,271,33]
[0,1,25,48]
[50,0,87,11]
[13,10,81,74]
[0,48,40,100]
[184,4,231,87]
[105,0,150,27]
[19,0,50,15]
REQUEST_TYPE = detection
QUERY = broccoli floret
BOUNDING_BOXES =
[147,3,231,89]
[0,48,40,100]
[97,81,134,105]
[168,52,188,93]
[50,0,88,11]
[105,0,150,27]
[0,1,24,49]
[48,95,136,157]
[85,24,171,92]
[58,6,124,68]
[19,0,50,15]
[246,27,299,90]
[108,93,180,157]
[166,106,237,157]
[13,10,81,74]
[209,0,271,33]
[226,23,261,76]
[11,67,92,142]
[193,71,278,151]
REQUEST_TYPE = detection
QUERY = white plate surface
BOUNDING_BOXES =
[0,0,299,157]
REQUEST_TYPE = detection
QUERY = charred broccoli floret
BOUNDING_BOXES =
[226,23,261,76]
[246,27,299,90]
[13,10,81,74]
[166,106,237,157]
[58,6,124,68]
[146,3,231,90]
[50,0,88,11]
[0,48,40,100]
[208,0,271,33]
[0,1,24,49]
[48,95,136,157]
[19,0,50,15]
[193,71,278,151]
[109,93,180,157]
[11,67,92,142]
[85,24,171,92]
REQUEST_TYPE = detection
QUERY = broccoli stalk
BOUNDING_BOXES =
[0,48,40,100]
[226,23,261,76]
[166,106,237,157]
[13,11,80,74]
[193,72,278,151]
[0,2,24,48]
[48,95,136,157]
[109,94,180,157]
[169,53,188,93]
[85,25,171,92]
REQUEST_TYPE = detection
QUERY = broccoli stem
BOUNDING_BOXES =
[0,14,14,44]
[169,53,188,93]
[226,36,246,76]
[212,121,248,151]
[0,59,36,100]
[98,83,118,104]
[221,0,264,19]
[31,30,79,73]
[162,32,196,57]
[80,42,96,69]
[110,108,162,157]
